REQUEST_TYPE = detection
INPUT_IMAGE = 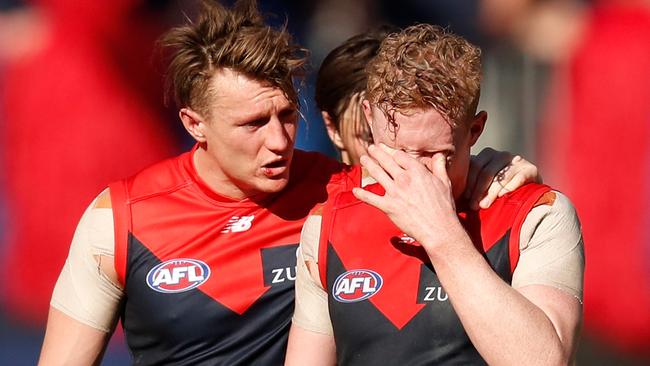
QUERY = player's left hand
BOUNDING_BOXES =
[352,144,465,252]
[465,148,542,210]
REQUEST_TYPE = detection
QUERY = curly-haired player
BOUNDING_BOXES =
[315,26,540,210]
[287,24,583,366]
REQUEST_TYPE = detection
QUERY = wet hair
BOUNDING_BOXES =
[366,24,482,128]
[160,0,307,115]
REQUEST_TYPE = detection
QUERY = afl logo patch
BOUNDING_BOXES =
[146,259,211,293]
[332,269,383,303]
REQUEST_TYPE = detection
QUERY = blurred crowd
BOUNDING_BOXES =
[1,0,649,364]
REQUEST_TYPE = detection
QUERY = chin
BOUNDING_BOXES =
[260,177,290,194]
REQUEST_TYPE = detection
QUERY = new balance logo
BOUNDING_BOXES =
[397,233,417,245]
[221,215,255,233]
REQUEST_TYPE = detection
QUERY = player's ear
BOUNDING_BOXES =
[468,111,487,147]
[322,111,345,150]
[180,108,208,143]
[362,99,374,135]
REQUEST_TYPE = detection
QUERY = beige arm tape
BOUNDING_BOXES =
[292,214,334,335]
[512,191,585,301]
[50,189,124,332]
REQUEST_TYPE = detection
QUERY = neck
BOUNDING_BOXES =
[193,147,263,201]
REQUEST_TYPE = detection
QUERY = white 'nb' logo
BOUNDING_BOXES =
[221,215,255,233]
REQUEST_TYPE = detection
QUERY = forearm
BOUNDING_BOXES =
[425,228,573,366]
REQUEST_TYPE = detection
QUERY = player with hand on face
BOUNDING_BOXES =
[315,26,541,211]
[287,24,583,366]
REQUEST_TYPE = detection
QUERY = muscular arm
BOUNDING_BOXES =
[422,219,581,366]
[39,308,112,366]
[38,189,124,365]
[285,215,336,366]
[286,322,336,366]
[354,146,583,366]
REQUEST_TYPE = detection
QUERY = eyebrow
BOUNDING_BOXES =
[238,105,296,124]
[395,144,455,155]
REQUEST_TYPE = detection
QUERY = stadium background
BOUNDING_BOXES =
[1,0,649,364]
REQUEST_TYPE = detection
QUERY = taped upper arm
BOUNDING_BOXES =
[92,189,119,285]
[292,214,333,335]
[512,193,584,358]
[50,188,124,333]
[513,191,584,301]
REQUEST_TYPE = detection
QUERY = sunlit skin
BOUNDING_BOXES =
[285,100,578,366]
[328,96,536,210]
[348,101,579,366]
[323,93,371,165]
[363,101,486,201]
[180,68,299,200]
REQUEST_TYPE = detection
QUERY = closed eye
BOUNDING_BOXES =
[400,149,455,160]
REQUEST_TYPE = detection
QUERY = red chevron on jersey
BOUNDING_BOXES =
[326,203,427,329]
[109,146,361,364]
[320,183,551,332]
[114,168,298,315]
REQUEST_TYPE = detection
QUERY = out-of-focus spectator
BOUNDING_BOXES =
[479,0,587,63]
[0,3,48,63]
[538,1,650,363]
[482,0,650,363]
[0,0,181,326]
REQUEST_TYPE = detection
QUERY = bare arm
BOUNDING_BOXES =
[285,216,337,366]
[285,323,336,366]
[422,236,580,366]
[38,308,112,366]
[38,189,124,365]
[353,145,582,366]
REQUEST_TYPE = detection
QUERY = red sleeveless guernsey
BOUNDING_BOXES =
[319,183,550,365]
[109,147,360,365]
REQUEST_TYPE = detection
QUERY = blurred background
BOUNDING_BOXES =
[1,0,649,364]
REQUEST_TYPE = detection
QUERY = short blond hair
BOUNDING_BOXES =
[161,0,307,115]
[366,24,481,127]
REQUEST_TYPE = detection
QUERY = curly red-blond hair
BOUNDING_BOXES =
[366,24,481,128]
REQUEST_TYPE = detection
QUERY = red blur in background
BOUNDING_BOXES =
[540,3,650,357]
[1,0,180,324]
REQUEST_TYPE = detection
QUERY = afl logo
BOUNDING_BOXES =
[332,269,383,303]
[146,259,211,294]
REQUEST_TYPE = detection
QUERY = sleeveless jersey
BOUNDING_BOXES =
[109,147,359,365]
[318,183,550,365]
